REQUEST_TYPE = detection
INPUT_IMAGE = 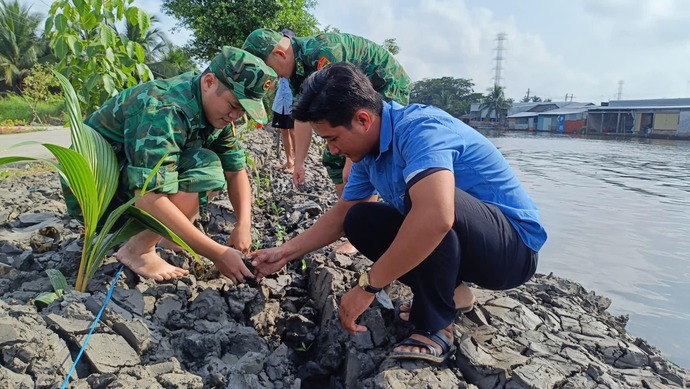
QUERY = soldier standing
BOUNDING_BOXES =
[243,28,411,253]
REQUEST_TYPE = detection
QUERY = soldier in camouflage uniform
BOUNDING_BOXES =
[69,46,276,283]
[242,28,411,190]
[243,28,411,253]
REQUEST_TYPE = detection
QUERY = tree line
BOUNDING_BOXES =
[1,0,516,120]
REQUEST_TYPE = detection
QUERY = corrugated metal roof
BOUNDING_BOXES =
[588,105,690,111]
[608,98,690,107]
[540,106,591,115]
[507,111,539,118]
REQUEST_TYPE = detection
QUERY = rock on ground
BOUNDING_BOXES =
[0,125,688,388]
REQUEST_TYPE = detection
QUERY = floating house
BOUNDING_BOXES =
[586,99,690,137]
[537,104,594,133]
[506,102,592,131]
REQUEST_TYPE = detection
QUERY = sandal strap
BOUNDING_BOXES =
[411,329,453,353]
[395,337,440,357]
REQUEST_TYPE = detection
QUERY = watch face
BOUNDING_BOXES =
[358,273,368,288]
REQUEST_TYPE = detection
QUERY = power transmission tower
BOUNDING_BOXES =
[617,80,624,100]
[493,33,507,88]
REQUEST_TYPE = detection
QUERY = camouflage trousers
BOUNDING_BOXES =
[62,147,226,226]
[322,148,346,185]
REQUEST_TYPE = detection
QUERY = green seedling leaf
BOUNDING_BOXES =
[46,269,68,297]
[35,291,62,307]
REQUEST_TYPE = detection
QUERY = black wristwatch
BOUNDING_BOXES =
[358,272,382,294]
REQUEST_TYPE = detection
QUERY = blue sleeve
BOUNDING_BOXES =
[342,161,376,201]
[398,116,460,182]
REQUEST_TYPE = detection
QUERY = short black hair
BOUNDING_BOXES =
[292,62,382,128]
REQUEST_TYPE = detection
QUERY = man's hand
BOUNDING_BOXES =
[249,247,290,280]
[213,247,254,284]
[227,223,252,254]
[338,286,376,334]
[292,163,306,188]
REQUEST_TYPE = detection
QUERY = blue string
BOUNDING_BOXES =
[60,264,125,389]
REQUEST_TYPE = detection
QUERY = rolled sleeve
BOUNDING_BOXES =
[123,106,188,193]
[211,126,247,171]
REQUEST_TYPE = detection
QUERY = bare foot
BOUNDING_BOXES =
[157,237,183,252]
[275,161,295,174]
[393,324,453,356]
[335,240,357,254]
[116,245,188,281]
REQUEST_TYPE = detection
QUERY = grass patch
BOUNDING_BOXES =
[0,162,55,180]
[0,94,66,126]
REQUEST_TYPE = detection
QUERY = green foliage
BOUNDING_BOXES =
[0,0,50,89]
[147,44,199,79]
[480,84,511,122]
[20,64,60,124]
[0,69,196,292]
[270,0,319,37]
[34,268,67,306]
[44,0,154,115]
[123,14,169,62]
[295,341,312,352]
[0,93,65,125]
[162,0,319,61]
[382,38,399,55]
[0,93,30,120]
[321,25,340,33]
[270,202,285,215]
[410,77,482,118]
[275,224,287,244]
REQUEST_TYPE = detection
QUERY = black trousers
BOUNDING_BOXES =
[343,185,538,333]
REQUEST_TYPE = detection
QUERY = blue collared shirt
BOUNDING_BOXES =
[342,101,547,252]
[271,78,293,115]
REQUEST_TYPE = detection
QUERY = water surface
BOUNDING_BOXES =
[484,131,690,368]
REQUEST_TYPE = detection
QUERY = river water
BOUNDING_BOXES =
[483,130,690,368]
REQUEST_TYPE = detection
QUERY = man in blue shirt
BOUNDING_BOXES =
[250,63,546,364]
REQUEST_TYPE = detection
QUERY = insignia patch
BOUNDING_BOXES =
[317,56,332,70]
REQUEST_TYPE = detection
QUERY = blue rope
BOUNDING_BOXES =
[60,264,125,389]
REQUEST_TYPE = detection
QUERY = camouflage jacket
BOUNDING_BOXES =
[85,72,246,186]
[290,32,411,104]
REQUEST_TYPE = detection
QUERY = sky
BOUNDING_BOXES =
[24,0,690,103]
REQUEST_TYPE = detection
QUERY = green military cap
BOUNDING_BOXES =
[209,46,277,124]
[242,28,285,61]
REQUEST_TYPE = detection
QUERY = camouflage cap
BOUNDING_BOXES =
[242,28,285,61]
[209,46,277,124]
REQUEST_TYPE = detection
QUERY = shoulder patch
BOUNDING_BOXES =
[316,56,332,70]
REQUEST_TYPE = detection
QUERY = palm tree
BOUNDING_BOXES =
[479,84,511,123]
[147,43,198,79]
[122,14,170,62]
[0,0,48,89]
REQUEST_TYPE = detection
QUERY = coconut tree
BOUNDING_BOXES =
[480,84,511,123]
[0,0,49,89]
[147,43,198,79]
[122,14,170,62]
